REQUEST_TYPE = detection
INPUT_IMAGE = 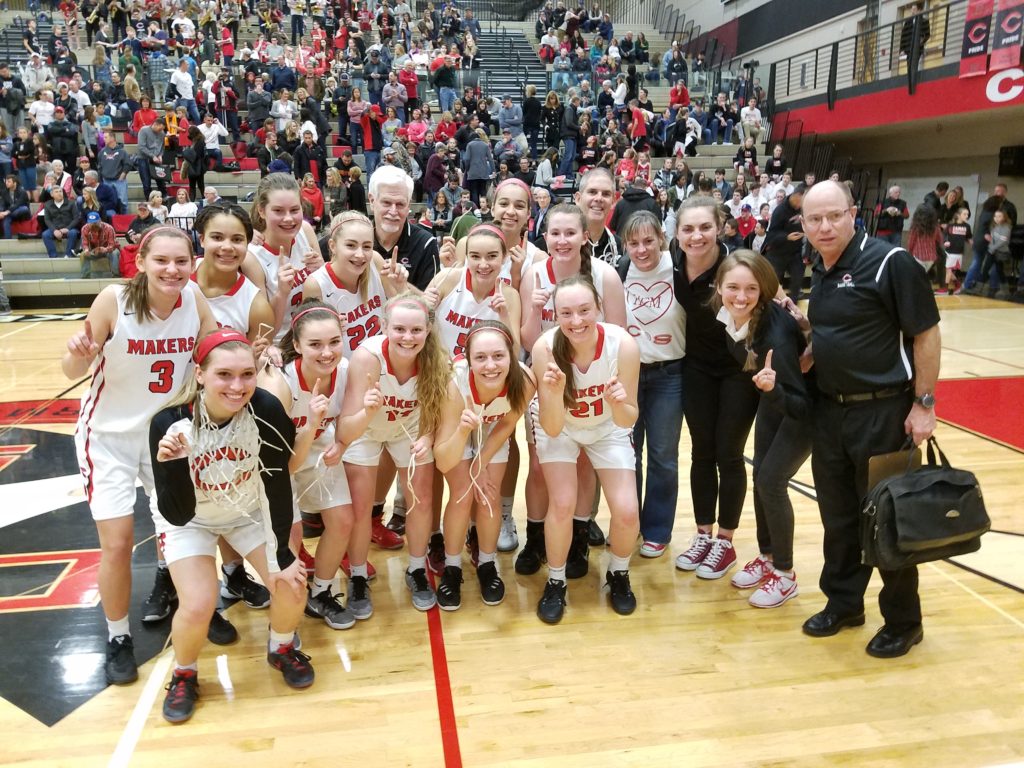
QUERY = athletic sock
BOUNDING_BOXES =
[349,563,369,579]
[444,553,462,569]
[311,576,333,597]
[222,560,242,576]
[408,555,427,573]
[608,553,631,572]
[174,662,198,673]
[107,615,131,641]
[548,565,567,583]
[269,629,294,651]
[573,515,590,524]
[477,550,497,566]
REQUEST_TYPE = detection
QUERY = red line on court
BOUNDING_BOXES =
[425,602,463,768]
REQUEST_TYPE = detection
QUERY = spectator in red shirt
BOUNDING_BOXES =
[668,82,690,121]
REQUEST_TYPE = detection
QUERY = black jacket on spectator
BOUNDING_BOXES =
[294,141,327,185]
[43,198,81,231]
[609,186,660,233]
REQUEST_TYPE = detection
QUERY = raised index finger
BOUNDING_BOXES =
[278,245,288,265]
[764,349,774,371]
[83,319,94,342]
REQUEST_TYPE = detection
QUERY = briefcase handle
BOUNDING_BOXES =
[924,436,951,469]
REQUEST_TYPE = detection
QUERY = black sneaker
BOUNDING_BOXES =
[267,644,315,689]
[348,575,373,620]
[385,512,406,536]
[300,510,324,538]
[105,635,139,685]
[141,567,177,623]
[477,562,505,606]
[162,669,199,723]
[207,610,238,645]
[305,587,356,629]
[566,519,590,579]
[427,532,446,576]
[537,579,567,624]
[465,525,480,567]
[436,566,463,611]
[606,570,637,616]
[220,565,271,608]
[588,518,606,546]
[514,520,546,575]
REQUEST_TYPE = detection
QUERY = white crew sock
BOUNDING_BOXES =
[107,615,130,641]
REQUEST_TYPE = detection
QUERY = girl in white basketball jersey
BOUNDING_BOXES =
[193,204,275,352]
[339,292,451,613]
[433,321,535,610]
[300,211,409,359]
[531,276,641,624]
[260,301,360,628]
[515,204,627,579]
[62,227,217,686]
[242,173,325,339]
[150,331,312,724]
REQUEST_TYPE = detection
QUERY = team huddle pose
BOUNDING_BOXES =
[70,170,917,726]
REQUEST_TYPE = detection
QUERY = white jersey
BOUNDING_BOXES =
[623,251,686,363]
[281,357,348,472]
[307,261,386,359]
[362,334,421,441]
[453,356,514,426]
[498,240,543,286]
[192,268,261,334]
[78,283,201,434]
[535,257,606,332]
[436,268,502,357]
[540,322,623,432]
[249,228,315,341]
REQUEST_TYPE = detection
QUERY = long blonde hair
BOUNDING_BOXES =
[385,291,451,435]
[328,211,374,301]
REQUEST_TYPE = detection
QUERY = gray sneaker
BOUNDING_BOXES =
[405,568,437,611]
[304,587,356,630]
[348,575,373,620]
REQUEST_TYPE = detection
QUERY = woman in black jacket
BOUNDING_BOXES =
[522,84,543,160]
[182,126,207,200]
[541,90,563,151]
[712,249,813,607]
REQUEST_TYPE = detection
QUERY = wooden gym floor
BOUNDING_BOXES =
[0,296,1022,768]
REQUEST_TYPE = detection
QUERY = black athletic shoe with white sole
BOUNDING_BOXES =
[436,566,463,611]
[207,610,238,645]
[606,570,637,615]
[141,567,177,623]
[105,635,139,685]
[477,562,506,605]
[221,565,271,608]
[537,579,568,624]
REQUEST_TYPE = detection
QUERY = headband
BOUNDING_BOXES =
[494,177,533,201]
[138,224,189,253]
[389,294,431,316]
[194,329,250,364]
[466,322,513,346]
[328,210,372,239]
[291,306,343,328]
[468,223,507,245]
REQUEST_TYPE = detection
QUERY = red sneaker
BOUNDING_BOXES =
[340,554,377,581]
[298,543,316,577]
[371,517,405,550]
[696,537,737,580]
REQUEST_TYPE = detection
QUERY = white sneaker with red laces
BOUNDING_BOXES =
[749,569,799,608]
[731,555,772,589]
[640,540,668,558]
[674,532,713,571]
[696,537,737,580]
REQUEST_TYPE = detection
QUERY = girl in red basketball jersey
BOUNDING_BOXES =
[62,227,217,685]
[433,321,535,610]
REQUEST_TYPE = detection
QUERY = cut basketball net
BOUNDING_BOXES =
[453,391,493,517]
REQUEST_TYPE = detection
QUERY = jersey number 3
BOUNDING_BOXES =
[149,360,175,394]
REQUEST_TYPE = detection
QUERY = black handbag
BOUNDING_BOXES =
[861,437,990,570]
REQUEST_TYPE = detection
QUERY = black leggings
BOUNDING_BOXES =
[682,364,759,530]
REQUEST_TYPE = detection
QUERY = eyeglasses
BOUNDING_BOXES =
[801,208,850,229]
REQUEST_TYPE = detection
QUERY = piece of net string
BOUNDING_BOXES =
[451,392,493,518]
[189,391,295,519]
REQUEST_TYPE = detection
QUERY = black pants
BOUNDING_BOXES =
[768,248,804,301]
[683,363,759,530]
[752,403,812,571]
[811,394,921,627]
[466,177,488,206]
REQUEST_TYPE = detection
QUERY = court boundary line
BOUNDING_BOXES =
[942,345,1024,372]
[425,575,463,768]
[107,650,173,768]
[926,563,1024,631]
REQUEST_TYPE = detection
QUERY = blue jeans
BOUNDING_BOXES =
[43,227,80,258]
[634,358,686,543]
[364,150,380,178]
[962,246,1001,290]
[108,179,128,212]
[18,165,36,192]
[177,98,201,125]
[878,232,902,246]
[1,205,30,238]
[557,136,576,177]
[439,87,456,114]
[710,118,734,143]
[552,71,572,91]
[350,123,363,153]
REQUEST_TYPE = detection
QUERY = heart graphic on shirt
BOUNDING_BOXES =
[626,281,673,325]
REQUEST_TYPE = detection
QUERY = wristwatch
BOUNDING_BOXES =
[915,393,935,408]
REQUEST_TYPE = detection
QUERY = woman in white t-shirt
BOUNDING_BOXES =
[616,211,686,559]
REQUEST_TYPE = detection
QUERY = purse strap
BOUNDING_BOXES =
[925,436,951,468]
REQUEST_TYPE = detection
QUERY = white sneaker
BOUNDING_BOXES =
[731,555,772,589]
[639,540,668,558]
[674,532,712,571]
[749,569,799,608]
[497,509,519,552]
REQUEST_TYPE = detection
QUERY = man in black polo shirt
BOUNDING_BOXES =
[368,164,439,290]
[802,180,941,659]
